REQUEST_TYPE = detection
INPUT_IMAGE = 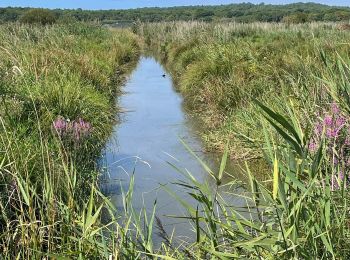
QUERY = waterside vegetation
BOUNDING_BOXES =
[0,11,350,260]
[139,21,350,160]
[135,22,350,258]
[0,23,140,258]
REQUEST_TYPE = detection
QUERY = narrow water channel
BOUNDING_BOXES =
[100,56,242,241]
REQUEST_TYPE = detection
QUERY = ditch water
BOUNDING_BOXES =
[100,56,245,243]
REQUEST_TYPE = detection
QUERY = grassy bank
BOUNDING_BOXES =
[1,21,350,259]
[139,22,350,159]
[0,23,140,258]
[133,21,350,258]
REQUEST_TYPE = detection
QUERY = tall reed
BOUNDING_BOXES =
[138,21,350,160]
[0,22,140,258]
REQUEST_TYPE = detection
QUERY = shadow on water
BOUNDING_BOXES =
[99,56,247,245]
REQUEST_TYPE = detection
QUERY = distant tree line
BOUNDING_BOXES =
[1,2,350,25]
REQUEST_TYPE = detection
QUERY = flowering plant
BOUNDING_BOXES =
[52,117,92,144]
[309,103,350,189]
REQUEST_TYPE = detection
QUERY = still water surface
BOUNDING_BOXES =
[100,57,242,241]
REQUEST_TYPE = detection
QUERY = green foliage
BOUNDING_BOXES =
[1,2,350,24]
[131,21,350,258]
[162,101,350,258]
[282,12,309,23]
[1,13,350,259]
[138,21,350,159]
[0,23,140,258]
[19,8,57,25]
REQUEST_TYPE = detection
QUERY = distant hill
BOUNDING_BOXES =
[0,2,350,23]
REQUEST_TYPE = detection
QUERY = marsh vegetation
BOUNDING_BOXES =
[136,21,350,259]
[0,23,140,258]
[0,14,350,260]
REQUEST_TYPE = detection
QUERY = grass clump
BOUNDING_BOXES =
[120,22,350,258]
[0,22,140,258]
[138,21,350,160]
[159,97,350,259]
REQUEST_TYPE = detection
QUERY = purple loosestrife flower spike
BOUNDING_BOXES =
[331,102,340,114]
[310,102,350,190]
[324,115,333,127]
[53,118,67,136]
[53,116,92,143]
[308,141,317,152]
[336,116,346,128]
[314,122,323,136]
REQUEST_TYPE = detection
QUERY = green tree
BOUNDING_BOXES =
[20,9,57,25]
[282,12,309,24]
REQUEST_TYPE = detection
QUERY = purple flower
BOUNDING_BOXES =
[324,115,333,127]
[331,102,340,114]
[314,122,323,136]
[310,101,350,190]
[346,137,350,146]
[53,117,92,142]
[308,141,317,152]
[333,157,339,166]
[53,118,67,136]
[335,116,346,128]
[326,128,338,138]
[53,119,66,130]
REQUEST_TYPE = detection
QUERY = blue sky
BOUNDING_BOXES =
[0,1,348,10]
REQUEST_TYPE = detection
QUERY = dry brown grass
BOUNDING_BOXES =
[338,23,350,31]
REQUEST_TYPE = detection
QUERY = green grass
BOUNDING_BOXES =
[156,99,350,259]
[138,21,350,160]
[132,21,350,258]
[0,22,141,258]
[1,21,350,259]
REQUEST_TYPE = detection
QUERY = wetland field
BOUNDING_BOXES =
[1,3,350,259]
